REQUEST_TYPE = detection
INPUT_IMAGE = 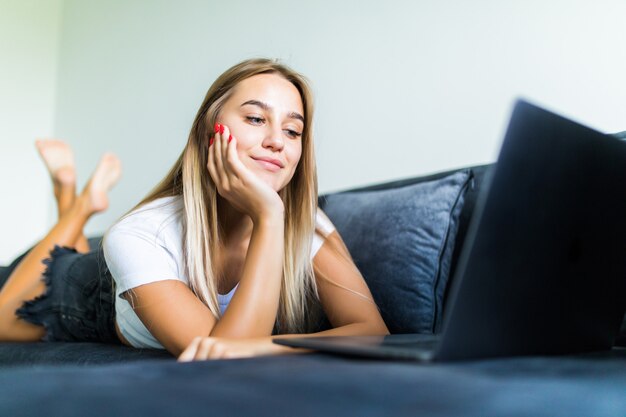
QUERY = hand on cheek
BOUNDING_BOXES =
[206,123,284,222]
[210,122,232,145]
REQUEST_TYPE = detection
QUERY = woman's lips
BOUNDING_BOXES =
[252,157,282,172]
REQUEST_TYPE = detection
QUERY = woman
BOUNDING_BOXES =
[0,58,389,360]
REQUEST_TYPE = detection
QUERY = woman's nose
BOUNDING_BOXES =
[262,125,285,151]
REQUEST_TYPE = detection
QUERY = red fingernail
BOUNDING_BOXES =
[219,124,225,134]
[214,123,219,133]
[209,137,214,146]
[228,134,232,143]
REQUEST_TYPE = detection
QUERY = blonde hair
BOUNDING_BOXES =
[113,58,320,333]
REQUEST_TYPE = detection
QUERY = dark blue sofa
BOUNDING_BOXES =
[1,164,625,417]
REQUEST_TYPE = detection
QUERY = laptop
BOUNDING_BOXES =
[273,99,626,362]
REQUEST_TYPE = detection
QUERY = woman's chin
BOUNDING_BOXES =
[256,172,284,192]
[246,162,290,192]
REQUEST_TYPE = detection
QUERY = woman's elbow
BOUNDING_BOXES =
[374,323,390,336]
[361,318,389,336]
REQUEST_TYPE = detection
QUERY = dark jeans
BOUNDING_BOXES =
[0,239,120,344]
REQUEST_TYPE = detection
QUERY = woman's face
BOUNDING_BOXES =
[216,73,305,192]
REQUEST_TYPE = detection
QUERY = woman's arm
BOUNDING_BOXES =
[125,125,287,356]
[177,228,389,361]
[209,213,284,338]
[308,229,389,336]
[124,215,282,356]
[206,125,287,337]
[122,281,216,356]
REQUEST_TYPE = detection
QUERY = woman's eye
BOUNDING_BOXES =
[246,116,301,138]
[285,129,302,139]
[246,116,265,125]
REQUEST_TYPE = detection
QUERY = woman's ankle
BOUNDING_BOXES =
[68,194,98,219]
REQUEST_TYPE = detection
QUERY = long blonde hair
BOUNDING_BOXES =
[117,58,319,333]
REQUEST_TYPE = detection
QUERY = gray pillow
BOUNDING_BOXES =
[613,131,626,140]
[321,170,472,334]
[614,130,626,345]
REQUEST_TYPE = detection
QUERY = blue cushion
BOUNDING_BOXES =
[321,170,472,334]
[613,131,626,140]
[0,267,8,288]
[611,131,626,344]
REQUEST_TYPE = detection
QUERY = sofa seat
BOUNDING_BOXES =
[0,342,171,367]
[1,347,625,417]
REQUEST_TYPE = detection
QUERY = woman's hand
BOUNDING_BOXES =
[207,123,284,223]
[177,336,290,361]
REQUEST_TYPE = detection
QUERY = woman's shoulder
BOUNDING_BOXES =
[116,196,182,226]
[311,208,336,259]
[106,195,183,241]
[315,208,335,237]
[131,195,183,217]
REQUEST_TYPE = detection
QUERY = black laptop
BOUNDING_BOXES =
[273,99,626,361]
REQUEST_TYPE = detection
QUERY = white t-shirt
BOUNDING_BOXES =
[103,196,335,349]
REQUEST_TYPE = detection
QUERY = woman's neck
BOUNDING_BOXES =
[217,196,253,247]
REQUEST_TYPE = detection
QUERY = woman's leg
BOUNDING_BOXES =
[0,152,121,341]
[35,139,90,253]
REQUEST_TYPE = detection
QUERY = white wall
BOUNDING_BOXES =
[0,0,63,264]
[3,0,626,262]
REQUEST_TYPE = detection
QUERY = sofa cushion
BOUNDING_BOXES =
[320,170,472,334]
[0,342,171,368]
[2,349,626,417]
[605,132,625,345]
[613,131,626,140]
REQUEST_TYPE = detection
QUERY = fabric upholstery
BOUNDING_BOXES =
[0,347,624,417]
[320,170,472,333]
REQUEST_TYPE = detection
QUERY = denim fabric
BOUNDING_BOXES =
[0,237,102,285]
[8,243,120,344]
[320,170,472,334]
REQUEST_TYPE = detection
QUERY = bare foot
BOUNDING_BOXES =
[35,139,76,216]
[35,139,76,186]
[81,153,122,213]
